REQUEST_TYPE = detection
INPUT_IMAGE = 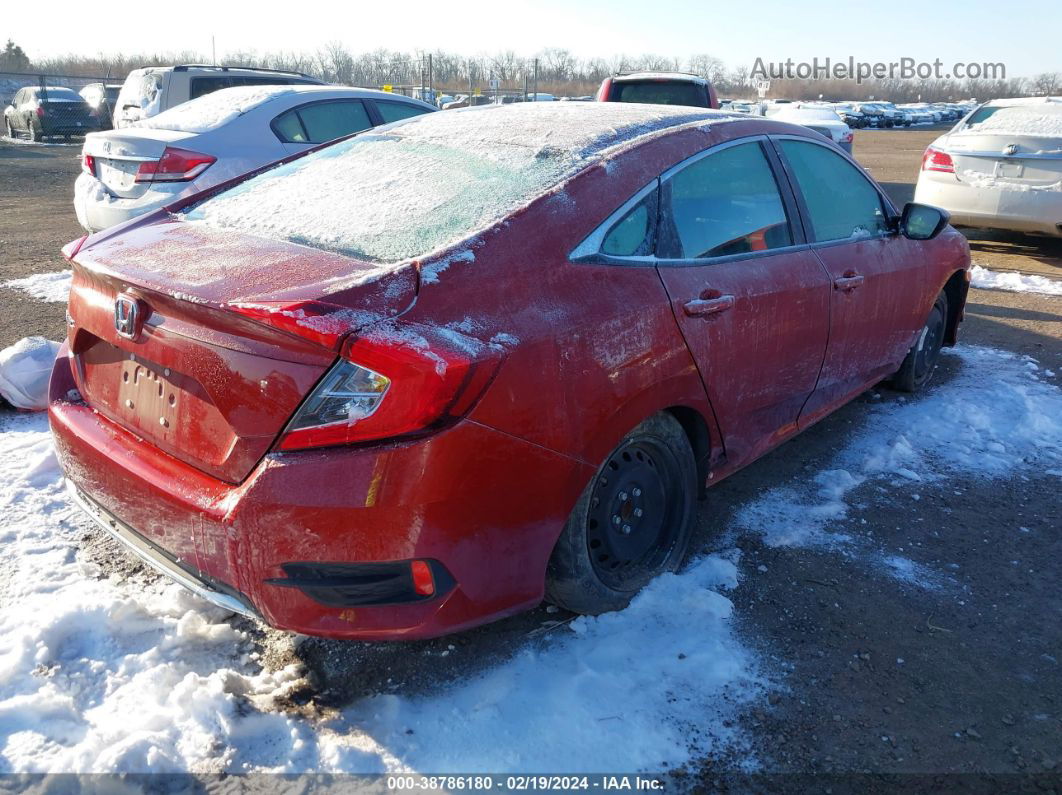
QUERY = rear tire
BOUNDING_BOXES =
[892,291,949,393]
[545,413,697,615]
[27,120,39,142]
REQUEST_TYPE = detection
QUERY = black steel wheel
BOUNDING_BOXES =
[893,291,949,392]
[546,413,697,614]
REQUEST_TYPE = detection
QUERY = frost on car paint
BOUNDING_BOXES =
[183,103,715,266]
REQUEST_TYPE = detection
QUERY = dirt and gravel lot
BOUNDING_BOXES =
[1,126,1060,784]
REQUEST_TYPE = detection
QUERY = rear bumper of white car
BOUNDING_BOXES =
[73,173,190,233]
[914,173,1062,237]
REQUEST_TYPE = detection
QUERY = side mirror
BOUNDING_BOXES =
[900,202,949,240]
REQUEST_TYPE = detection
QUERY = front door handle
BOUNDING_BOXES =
[683,293,735,317]
[833,271,865,291]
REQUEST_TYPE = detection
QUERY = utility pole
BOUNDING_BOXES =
[468,59,473,102]
[532,58,538,101]
[427,53,433,102]
[212,36,216,66]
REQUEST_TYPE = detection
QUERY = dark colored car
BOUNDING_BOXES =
[4,86,100,141]
[50,104,970,640]
[80,82,123,130]
[596,72,719,109]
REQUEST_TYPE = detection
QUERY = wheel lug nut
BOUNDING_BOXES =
[634,508,643,518]
[619,491,628,501]
[612,515,621,525]
[622,524,632,535]
[633,488,642,497]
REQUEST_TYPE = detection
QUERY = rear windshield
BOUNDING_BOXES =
[964,105,1062,136]
[611,80,707,107]
[39,87,81,102]
[183,132,581,264]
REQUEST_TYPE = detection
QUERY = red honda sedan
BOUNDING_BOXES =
[49,103,971,640]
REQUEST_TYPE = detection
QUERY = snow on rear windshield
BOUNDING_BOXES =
[136,85,297,133]
[184,103,714,264]
[964,105,1062,137]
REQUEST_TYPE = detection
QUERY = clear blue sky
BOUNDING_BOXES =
[7,0,1060,77]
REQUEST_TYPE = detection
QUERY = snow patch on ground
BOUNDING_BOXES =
[3,271,72,303]
[970,264,1062,296]
[733,346,1062,584]
[0,412,760,772]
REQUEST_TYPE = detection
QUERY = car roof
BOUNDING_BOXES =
[612,71,708,84]
[985,96,1062,108]
[376,102,742,161]
[135,84,436,133]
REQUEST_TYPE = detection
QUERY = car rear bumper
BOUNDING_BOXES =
[915,176,1062,236]
[73,173,188,233]
[49,346,589,639]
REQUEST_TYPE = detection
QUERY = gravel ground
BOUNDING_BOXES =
[1,127,1060,784]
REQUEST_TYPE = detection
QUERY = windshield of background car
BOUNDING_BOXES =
[611,81,707,107]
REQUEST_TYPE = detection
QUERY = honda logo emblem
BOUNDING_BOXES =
[114,294,142,339]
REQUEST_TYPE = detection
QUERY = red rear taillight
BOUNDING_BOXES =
[35,106,45,118]
[82,153,96,176]
[596,78,612,102]
[410,561,435,596]
[277,323,502,451]
[842,131,854,143]
[921,146,954,173]
[135,147,216,183]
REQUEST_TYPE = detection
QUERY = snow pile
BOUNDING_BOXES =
[330,555,761,773]
[186,103,714,265]
[970,264,1062,295]
[0,337,60,411]
[3,271,72,303]
[135,85,298,134]
[0,413,312,773]
[0,409,760,772]
[735,346,1062,555]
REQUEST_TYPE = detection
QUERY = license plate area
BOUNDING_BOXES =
[118,357,181,438]
[995,160,1024,179]
[98,158,143,192]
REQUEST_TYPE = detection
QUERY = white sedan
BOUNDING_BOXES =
[914,97,1062,237]
[766,106,854,153]
[74,85,436,232]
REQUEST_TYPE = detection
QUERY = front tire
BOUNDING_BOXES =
[545,413,697,615]
[4,118,13,139]
[27,120,39,142]
[893,291,949,392]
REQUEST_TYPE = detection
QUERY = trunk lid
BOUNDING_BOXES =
[67,220,418,483]
[947,131,1062,188]
[83,129,193,199]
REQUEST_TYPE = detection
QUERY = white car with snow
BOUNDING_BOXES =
[74,85,436,233]
[914,97,1062,237]
[766,106,854,153]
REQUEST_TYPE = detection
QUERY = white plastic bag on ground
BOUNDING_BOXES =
[0,337,61,411]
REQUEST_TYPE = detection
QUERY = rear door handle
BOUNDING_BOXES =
[683,294,735,317]
[833,271,865,291]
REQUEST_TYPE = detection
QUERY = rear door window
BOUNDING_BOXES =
[289,100,372,144]
[778,139,889,242]
[659,141,793,259]
[374,100,432,124]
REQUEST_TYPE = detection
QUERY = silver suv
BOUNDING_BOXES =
[113,64,323,128]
